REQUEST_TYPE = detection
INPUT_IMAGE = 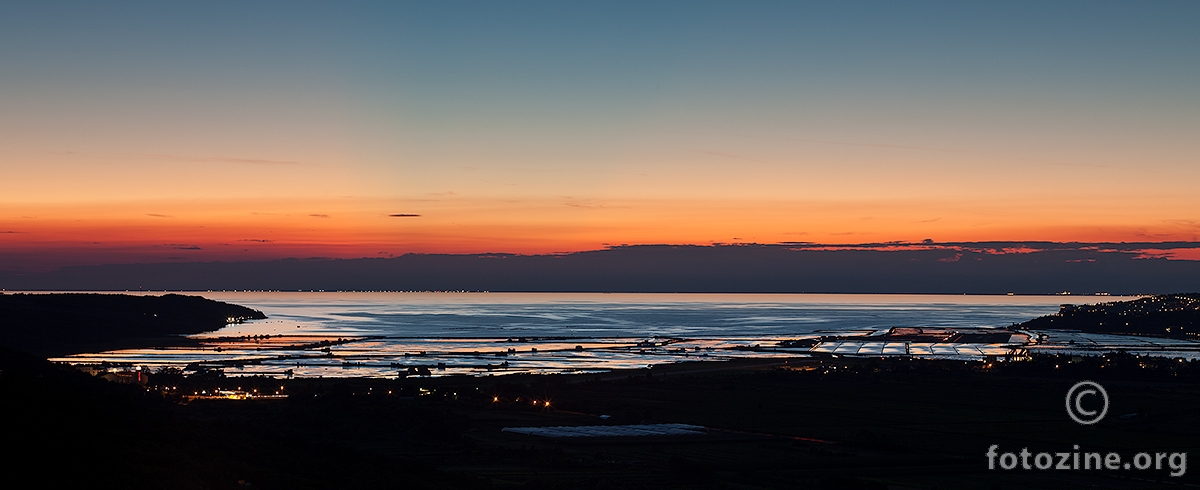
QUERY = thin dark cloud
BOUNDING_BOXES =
[137,153,300,165]
[309,214,330,218]
[562,199,628,210]
[1166,219,1200,231]
[780,136,973,154]
[1049,161,1111,169]
[0,230,21,234]
[238,239,273,243]
[146,213,173,218]
[166,244,201,250]
[388,214,421,217]
[696,150,774,165]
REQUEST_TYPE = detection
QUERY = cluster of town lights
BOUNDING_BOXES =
[491,396,550,407]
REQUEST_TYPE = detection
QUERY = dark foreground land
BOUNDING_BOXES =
[4,292,1200,489]
[4,348,1199,490]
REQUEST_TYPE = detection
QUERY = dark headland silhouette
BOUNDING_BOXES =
[0,292,265,356]
[1019,292,1200,339]
[4,241,1200,293]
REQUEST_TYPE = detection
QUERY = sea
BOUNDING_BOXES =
[58,292,1198,378]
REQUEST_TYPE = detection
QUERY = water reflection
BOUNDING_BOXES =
[53,292,1200,377]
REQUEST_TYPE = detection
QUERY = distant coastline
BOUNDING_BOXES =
[4,242,1200,294]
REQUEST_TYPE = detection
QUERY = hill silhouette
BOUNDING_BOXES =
[1019,293,1200,339]
[4,242,1200,294]
[0,293,265,356]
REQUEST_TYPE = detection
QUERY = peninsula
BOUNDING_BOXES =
[0,292,266,357]
[1018,293,1200,339]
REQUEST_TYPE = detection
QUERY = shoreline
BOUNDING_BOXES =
[9,291,1200,380]
[56,327,1200,381]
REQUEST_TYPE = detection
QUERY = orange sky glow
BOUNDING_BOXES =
[3,3,1199,272]
[3,191,1198,271]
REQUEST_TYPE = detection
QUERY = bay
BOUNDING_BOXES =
[60,292,1134,377]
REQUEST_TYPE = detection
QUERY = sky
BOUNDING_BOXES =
[2,1,1199,271]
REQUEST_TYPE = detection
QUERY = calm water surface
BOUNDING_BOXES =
[198,292,1078,337]
[62,293,1139,377]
